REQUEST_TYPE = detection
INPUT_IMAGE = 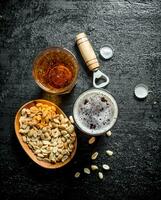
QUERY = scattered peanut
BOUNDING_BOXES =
[19,103,76,164]
[106,130,112,137]
[102,164,110,170]
[69,116,74,124]
[84,168,91,174]
[98,172,103,179]
[91,165,99,171]
[106,150,113,156]
[88,136,96,144]
[91,152,99,160]
[74,172,80,178]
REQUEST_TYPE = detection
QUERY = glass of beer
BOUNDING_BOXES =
[73,89,118,136]
[32,47,79,95]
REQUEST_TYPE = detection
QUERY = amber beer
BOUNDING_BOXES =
[32,47,79,94]
[73,89,118,135]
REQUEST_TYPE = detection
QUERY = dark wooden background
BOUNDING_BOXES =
[0,0,161,200]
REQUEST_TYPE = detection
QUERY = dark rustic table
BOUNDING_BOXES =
[0,0,161,200]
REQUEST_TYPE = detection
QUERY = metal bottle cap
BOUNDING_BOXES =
[100,45,114,60]
[134,84,149,99]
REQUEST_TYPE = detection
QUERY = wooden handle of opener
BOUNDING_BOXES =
[76,32,99,71]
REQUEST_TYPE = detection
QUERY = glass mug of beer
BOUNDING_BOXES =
[73,89,118,136]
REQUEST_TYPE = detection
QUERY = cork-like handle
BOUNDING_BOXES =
[76,32,99,71]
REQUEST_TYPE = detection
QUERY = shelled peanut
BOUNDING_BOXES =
[19,103,76,163]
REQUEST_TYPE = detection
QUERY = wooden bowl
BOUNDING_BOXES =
[14,99,77,169]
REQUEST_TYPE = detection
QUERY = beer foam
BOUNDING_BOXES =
[73,89,118,135]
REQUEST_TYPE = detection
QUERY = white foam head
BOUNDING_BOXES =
[73,89,118,135]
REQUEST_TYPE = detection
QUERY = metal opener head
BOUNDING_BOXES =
[93,69,109,88]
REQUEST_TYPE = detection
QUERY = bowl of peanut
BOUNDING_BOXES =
[14,99,77,169]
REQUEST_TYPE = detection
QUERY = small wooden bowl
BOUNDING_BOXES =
[14,99,77,169]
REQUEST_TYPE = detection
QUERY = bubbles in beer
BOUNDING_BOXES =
[73,89,116,135]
